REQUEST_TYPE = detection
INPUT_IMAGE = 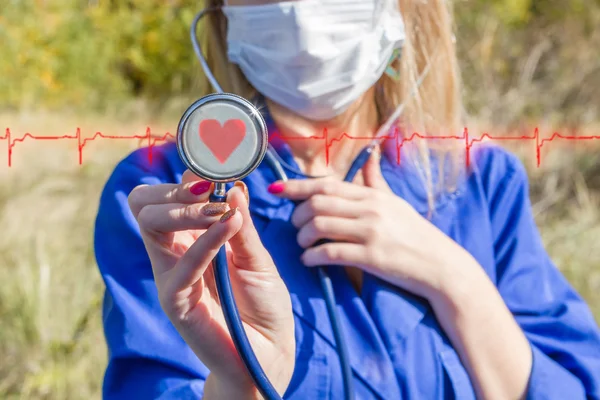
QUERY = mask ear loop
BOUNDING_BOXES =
[384,47,403,81]
[376,45,403,137]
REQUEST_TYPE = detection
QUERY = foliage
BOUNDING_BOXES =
[455,0,600,125]
[0,0,205,111]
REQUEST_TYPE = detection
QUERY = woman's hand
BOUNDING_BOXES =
[129,171,296,400]
[269,150,476,302]
[271,151,535,399]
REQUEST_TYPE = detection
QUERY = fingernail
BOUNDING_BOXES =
[234,181,250,204]
[190,181,212,195]
[201,203,228,216]
[267,182,285,194]
[220,207,238,223]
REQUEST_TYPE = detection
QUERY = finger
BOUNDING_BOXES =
[296,216,366,248]
[301,242,369,268]
[182,169,203,184]
[269,178,370,201]
[291,194,367,228]
[226,183,272,269]
[163,207,243,295]
[362,146,392,192]
[128,179,214,218]
[137,202,230,233]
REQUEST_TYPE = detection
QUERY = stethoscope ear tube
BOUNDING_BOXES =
[205,144,373,400]
[304,147,375,400]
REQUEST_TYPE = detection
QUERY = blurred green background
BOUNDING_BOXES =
[0,0,599,398]
[1,0,599,123]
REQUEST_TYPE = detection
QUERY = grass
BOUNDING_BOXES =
[0,110,173,399]
[0,111,598,399]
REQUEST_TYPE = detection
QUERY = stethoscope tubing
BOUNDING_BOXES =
[209,145,371,400]
[188,5,424,398]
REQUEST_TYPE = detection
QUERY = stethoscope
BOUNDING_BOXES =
[176,8,431,400]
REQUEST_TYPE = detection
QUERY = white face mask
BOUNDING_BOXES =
[222,0,406,121]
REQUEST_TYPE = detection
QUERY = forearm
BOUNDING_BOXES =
[430,255,533,400]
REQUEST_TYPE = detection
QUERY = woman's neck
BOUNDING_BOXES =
[266,88,380,178]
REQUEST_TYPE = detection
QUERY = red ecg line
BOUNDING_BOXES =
[270,127,600,167]
[1,126,599,168]
[1,127,175,167]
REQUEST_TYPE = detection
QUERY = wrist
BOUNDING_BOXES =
[428,251,488,312]
[203,374,262,400]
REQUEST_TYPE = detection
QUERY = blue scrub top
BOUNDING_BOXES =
[95,131,600,399]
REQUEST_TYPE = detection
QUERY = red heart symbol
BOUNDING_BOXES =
[199,119,246,164]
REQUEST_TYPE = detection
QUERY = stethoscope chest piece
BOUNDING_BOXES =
[177,93,268,183]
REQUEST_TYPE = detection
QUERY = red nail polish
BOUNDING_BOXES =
[267,182,285,194]
[190,181,211,195]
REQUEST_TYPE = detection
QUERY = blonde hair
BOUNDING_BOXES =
[200,0,464,211]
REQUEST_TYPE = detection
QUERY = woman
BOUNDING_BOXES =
[94,0,600,399]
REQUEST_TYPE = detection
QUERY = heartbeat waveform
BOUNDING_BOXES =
[0,127,175,167]
[1,127,599,168]
[269,127,600,167]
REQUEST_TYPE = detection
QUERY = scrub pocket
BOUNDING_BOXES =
[286,348,331,399]
[439,349,476,400]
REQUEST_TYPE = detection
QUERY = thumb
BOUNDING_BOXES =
[226,182,272,270]
[362,146,392,192]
